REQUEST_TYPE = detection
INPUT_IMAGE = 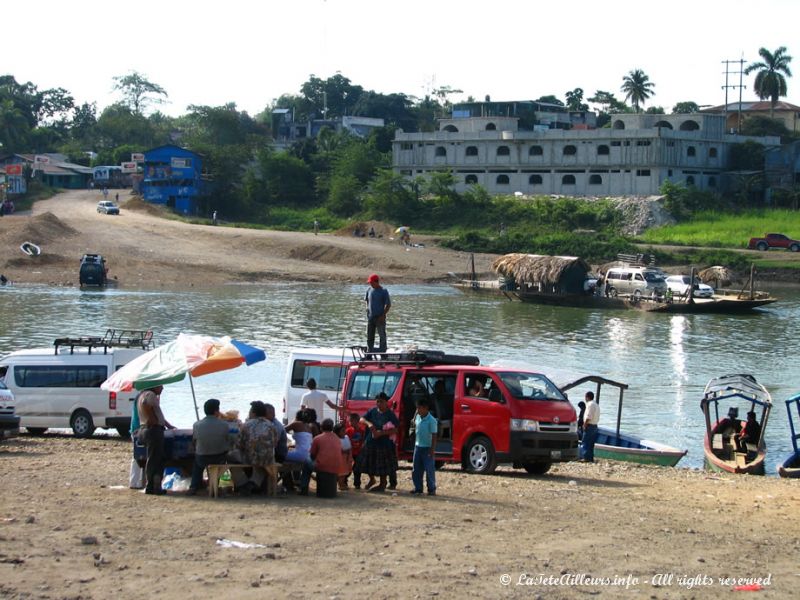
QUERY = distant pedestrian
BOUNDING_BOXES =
[313,219,319,235]
[115,193,119,203]
[103,187,108,199]
[580,391,599,462]
[212,210,218,226]
[365,273,391,353]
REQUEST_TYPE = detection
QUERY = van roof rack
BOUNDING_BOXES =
[53,329,154,354]
[617,253,656,267]
[350,346,480,367]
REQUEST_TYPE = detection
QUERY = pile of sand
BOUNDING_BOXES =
[288,244,377,268]
[333,220,395,238]
[1,211,78,245]
[120,196,170,216]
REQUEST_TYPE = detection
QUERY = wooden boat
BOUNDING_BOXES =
[550,372,687,466]
[777,393,800,478]
[701,374,772,475]
[20,241,41,257]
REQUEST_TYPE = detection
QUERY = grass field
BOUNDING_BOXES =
[638,210,800,248]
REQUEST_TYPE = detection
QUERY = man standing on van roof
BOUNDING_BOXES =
[137,385,175,495]
[365,273,391,353]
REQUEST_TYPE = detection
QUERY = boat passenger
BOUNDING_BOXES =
[736,411,761,453]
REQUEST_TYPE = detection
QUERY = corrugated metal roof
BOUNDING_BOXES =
[704,100,800,112]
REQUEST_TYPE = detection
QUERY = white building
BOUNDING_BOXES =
[392,113,779,196]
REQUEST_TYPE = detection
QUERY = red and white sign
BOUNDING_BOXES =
[5,164,23,175]
[131,153,145,162]
[120,162,137,173]
[33,155,51,165]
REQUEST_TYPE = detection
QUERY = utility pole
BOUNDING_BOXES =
[722,59,746,133]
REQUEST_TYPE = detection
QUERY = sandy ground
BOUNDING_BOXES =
[0,190,497,288]
[0,434,798,599]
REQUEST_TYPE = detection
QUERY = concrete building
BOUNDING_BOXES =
[0,153,93,192]
[272,112,385,149]
[392,113,779,196]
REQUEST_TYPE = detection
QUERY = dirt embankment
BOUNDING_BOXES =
[0,434,798,599]
[0,191,497,288]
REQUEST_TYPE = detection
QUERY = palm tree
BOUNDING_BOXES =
[620,69,655,113]
[744,46,793,117]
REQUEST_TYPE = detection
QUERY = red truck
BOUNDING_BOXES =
[748,233,800,252]
[339,349,579,475]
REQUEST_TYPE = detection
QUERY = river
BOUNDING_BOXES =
[1,282,798,473]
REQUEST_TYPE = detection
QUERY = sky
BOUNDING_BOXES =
[6,0,799,118]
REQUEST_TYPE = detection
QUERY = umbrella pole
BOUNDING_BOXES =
[189,374,200,421]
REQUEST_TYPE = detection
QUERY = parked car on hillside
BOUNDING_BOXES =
[97,200,119,215]
[665,275,714,299]
[747,233,800,252]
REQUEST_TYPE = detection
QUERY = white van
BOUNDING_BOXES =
[0,336,148,437]
[282,348,358,424]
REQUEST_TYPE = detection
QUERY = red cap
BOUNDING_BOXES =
[367,273,380,283]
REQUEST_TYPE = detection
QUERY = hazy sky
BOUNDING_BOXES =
[6,0,799,117]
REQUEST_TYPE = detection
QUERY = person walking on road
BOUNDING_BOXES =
[365,273,391,353]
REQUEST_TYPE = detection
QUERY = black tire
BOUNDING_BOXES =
[790,244,799,253]
[462,435,497,474]
[116,427,131,439]
[434,461,446,470]
[523,462,552,475]
[633,289,642,300]
[26,427,48,435]
[608,287,618,298]
[71,409,95,438]
[756,242,768,251]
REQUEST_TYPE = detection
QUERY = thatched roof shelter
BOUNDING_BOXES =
[698,266,739,287]
[492,254,591,293]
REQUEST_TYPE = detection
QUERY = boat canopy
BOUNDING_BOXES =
[785,393,800,454]
[701,374,772,409]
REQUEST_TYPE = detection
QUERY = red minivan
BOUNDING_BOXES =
[340,350,579,475]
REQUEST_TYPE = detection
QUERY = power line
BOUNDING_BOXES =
[722,59,747,132]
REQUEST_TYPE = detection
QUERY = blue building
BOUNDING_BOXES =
[141,145,205,214]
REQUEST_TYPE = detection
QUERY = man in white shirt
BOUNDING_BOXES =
[580,391,600,463]
[301,378,337,422]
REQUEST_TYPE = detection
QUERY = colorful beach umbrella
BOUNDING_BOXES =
[101,333,266,418]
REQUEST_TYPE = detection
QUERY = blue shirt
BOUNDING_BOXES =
[414,412,438,448]
[365,286,391,319]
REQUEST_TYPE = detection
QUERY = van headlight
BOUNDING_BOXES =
[511,419,539,432]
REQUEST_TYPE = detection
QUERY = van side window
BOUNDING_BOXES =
[635,274,644,281]
[348,371,402,400]
[290,360,345,391]
[465,374,498,400]
[14,366,108,388]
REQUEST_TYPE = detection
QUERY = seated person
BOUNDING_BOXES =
[188,398,237,495]
[432,379,452,421]
[736,411,761,453]
[468,378,486,397]
[233,401,277,494]
[299,419,344,495]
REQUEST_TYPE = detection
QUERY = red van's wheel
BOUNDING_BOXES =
[462,436,497,474]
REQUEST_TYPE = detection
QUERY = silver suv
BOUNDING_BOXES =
[604,267,668,299]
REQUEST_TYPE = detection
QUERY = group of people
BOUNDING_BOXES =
[133,380,438,497]
[0,198,15,216]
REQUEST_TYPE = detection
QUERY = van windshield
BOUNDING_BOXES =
[497,372,567,402]
[347,371,402,401]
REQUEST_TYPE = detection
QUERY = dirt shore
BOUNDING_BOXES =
[0,190,497,288]
[0,434,798,599]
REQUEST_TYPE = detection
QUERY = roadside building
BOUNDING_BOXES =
[140,145,205,214]
[271,113,385,150]
[0,153,92,192]
[392,111,779,196]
